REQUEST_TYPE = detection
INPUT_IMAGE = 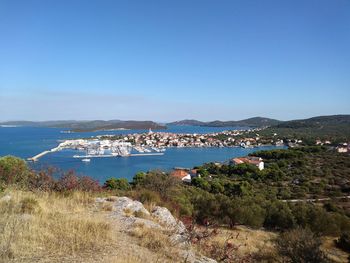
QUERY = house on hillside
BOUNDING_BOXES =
[337,143,349,153]
[170,169,192,183]
[170,168,201,183]
[230,156,264,170]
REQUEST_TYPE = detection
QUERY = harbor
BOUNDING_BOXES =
[27,139,166,162]
[72,152,164,158]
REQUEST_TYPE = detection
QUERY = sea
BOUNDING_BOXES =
[0,125,284,183]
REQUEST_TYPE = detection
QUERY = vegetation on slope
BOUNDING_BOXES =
[1,145,350,262]
[259,115,350,143]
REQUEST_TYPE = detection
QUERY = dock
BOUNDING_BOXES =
[27,146,61,162]
[28,151,51,162]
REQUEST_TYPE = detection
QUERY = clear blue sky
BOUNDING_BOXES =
[0,0,349,121]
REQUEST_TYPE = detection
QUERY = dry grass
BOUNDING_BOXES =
[129,222,170,252]
[0,189,112,262]
[192,225,279,262]
[197,225,277,256]
[193,226,350,263]
[321,237,349,263]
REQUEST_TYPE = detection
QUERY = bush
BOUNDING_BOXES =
[79,176,101,192]
[132,172,146,186]
[55,171,100,192]
[0,156,33,186]
[264,201,295,230]
[104,178,130,190]
[20,197,41,214]
[336,232,350,253]
[29,168,56,191]
[276,228,330,263]
[138,189,161,204]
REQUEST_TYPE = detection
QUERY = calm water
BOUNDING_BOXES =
[0,126,283,183]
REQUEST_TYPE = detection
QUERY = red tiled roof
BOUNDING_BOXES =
[170,170,189,179]
[232,157,262,165]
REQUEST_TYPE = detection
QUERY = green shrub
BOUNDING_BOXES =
[104,178,130,190]
[0,156,32,186]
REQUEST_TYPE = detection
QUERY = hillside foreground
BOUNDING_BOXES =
[0,189,348,263]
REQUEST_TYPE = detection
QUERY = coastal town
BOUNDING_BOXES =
[94,128,284,149]
[28,126,350,162]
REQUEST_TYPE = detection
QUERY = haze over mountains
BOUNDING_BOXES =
[168,117,282,127]
[0,120,166,132]
[1,115,349,132]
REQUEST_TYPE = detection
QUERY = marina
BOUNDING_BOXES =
[27,139,166,162]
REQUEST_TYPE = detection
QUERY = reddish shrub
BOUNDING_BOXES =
[29,167,56,191]
[79,176,101,192]
[55,170,80,191]
[55,170,101,192]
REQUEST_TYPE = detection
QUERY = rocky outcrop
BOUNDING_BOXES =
[113,197,150,216]
[151,206,186,233]
[96,196,217,263]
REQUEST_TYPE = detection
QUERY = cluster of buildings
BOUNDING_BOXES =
[99,128,278,149]
[58,139,133,156]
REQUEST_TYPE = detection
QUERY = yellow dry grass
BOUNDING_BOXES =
[128,222,179,262]
[195,225,278,259]
[321,237,349,263]
[0,190,187,263]
[129,222,170,252]
[0,189,112,262]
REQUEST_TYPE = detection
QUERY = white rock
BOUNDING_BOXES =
[95,197,106,203]
[0,194,11,202]
[151,206,186,234]
[113,197,150,216]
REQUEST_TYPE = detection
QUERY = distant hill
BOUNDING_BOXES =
[168,117,281,127]
[260,114,350,143]
[0,120,166,132]
[274,115,350,129]
[168,119,206,126]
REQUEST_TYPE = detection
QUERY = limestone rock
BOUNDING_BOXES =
[151,206,186,233]
[113,197,150,216]
[0,194,11,202]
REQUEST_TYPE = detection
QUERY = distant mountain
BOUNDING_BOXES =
[168,117,281,127]
[0,120,166,132]
[168,119,206,126]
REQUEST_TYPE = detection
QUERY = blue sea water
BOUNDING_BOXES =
[0,126,284,183]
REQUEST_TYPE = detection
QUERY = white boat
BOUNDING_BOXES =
[82,158,91,162]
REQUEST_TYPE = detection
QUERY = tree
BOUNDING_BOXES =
[132,171,146,186]
[264,201,295,230]
[140,170,180,198]
[192,177,211,191]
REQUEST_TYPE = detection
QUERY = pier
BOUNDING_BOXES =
[27,146,61,162]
